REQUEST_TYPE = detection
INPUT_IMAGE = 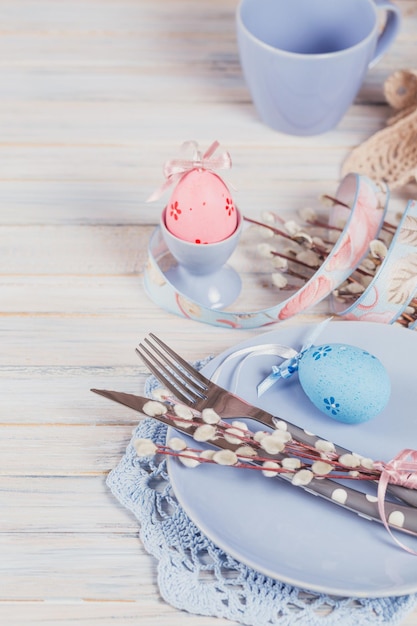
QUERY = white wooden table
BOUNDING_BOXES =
[1,1,417,624]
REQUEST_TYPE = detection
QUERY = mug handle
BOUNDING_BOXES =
[370,0,401,67]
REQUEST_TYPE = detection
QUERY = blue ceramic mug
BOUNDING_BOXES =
[236,0,401,135]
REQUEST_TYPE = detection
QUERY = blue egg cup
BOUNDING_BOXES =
[160,207,243,309]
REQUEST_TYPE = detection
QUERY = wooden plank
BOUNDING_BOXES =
[0,180,335,225]
[0,476,137,532]
[0,142,355,182]
[0,225,151,274]
[0,221,328,275]
[0,261,312,313]
[0,1,412,83]
[0,532,159,600]
[0,276,150,313]
[0,602,235,626]
[0,102,390,146]
[0,602,415,626]
[0,366,150,424]
[0,178,410,226]
[0,311,310,367]
[0,424,134,475]
[0,172,407,227]
[0,63,411,106]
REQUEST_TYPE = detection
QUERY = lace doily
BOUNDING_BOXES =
[106,368,417,626]
[342,70,417,188]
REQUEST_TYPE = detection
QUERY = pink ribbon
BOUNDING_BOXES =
[374,449,417,555]
[147,140,232,202]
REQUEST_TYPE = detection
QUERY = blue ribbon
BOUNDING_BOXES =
[256,317,332,396]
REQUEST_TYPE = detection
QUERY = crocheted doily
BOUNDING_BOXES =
[106,369,417,626]
[342,70,417,188]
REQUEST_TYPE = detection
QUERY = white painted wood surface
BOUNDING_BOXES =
[1,1,416,623]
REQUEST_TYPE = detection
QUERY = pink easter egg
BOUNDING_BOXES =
[165,169,238,244]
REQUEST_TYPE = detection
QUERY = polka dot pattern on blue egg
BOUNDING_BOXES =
[297,343,391,424]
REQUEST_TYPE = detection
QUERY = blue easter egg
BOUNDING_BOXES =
[297,343,391,424]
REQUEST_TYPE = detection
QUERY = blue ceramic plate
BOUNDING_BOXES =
[167,321,417,597]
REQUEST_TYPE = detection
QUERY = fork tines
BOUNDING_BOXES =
[136,333,209,406]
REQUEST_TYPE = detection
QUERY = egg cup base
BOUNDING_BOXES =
[165,263,242,310]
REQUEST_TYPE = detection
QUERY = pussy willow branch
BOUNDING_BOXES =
[158,409,382,483]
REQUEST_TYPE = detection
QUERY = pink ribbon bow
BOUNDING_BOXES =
[147,140,232,202]
[374,449,417,555]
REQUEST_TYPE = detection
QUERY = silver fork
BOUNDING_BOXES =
[136,333,417,508]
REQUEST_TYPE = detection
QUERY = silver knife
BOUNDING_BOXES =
[92,387,417,540]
